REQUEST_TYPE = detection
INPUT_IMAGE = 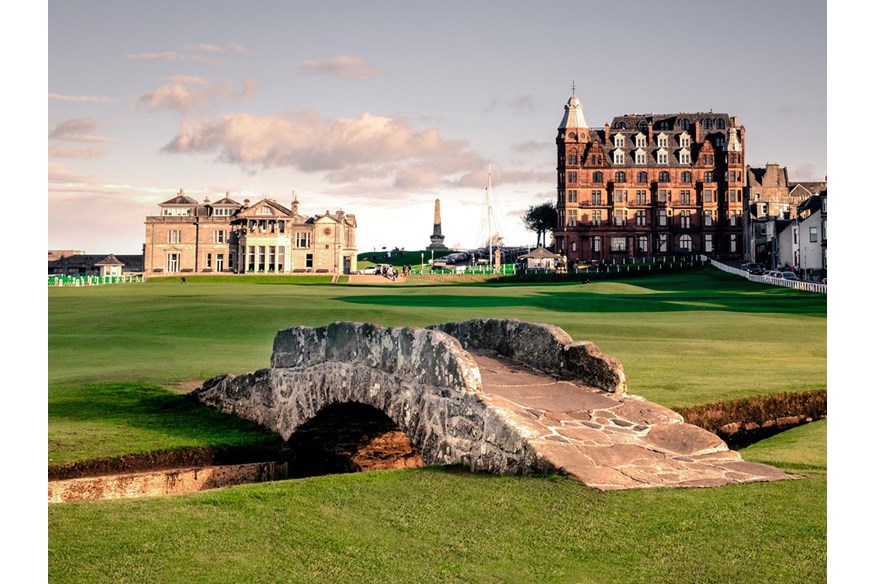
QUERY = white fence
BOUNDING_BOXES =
[704,257,827,294]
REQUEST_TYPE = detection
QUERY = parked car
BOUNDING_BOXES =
[358,266,378,275]
[781,271,799,281]
[739,263,759,272]
[765,270,782,278]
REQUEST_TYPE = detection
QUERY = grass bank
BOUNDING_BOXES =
[48,421,826,584]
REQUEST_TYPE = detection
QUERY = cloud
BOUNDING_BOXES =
[48,118,112,142]
[186,43,223,52]
[298,55,378,79]
[138,78,258,112]
[49,145,106,159]
[191,54,223,65]
[163,110,476,173]
[49,93,114,103]
[126,51,185,61]
[161,109,556,195]
[511,140,549,152]
[509,95,535,114]
[229,41,250,54]
[791,163,821,181]
[48,161,100,184]
[165,74,208,85]
[483,94,536,115]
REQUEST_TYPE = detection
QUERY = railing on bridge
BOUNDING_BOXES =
[48,274,143,287]
[703,257,826,294]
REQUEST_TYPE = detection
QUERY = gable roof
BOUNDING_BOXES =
[95,254,124,266]
[520,246,562,259]
[236,198,294,218]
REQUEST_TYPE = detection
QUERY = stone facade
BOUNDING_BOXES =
[553,94,745,262]
[144,191,358,275]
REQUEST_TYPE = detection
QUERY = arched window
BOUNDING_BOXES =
[637,235,649,252]
[716,118,726,129]
[615,171,626,183]
[680,234,693,251]
[659,171,670,183]
[704,119,713,130]
[593,171,603,183]
[615,121,626,129]
[681,171,692,183]
[638,120,648,131]
[637,171,648,183]
[680,119,690,130]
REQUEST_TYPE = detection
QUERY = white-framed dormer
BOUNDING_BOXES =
[657,132,669,148]
[678,147,691,165]
[613,133,625,149]
[634,148,646,165]
[679,131,691,148]
[613,148,625,165]
[657,147,669,165]
[635,132,647,148]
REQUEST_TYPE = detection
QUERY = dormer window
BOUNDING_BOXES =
[704,119,713,130]
[680,119,691,130]
[613,149,625,164]
[615,121,626,129]
[657,133,668,148]
[635,133,646,148]
[614,134,625,148]
[679,148,691,164]
[716,118,726,129]
[679,131,691,148]
[637,120,648,131]
[635,148,646,164]
[657,148,668,164]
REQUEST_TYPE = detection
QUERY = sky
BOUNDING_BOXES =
[46,0,827,255]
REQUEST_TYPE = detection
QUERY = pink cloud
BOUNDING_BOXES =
[186,43,223,52]
[48,118,112,143]
[138,78,258,112]
[49,145,106,159]
[298,55,378,79]
[49,93,114,103]
[126,51,185,61]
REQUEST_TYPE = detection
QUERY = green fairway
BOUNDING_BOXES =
[48,268,826,465]
[47,268,827,583]
[48,420,826,584]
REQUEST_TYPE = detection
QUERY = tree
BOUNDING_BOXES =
[522,202,557,247]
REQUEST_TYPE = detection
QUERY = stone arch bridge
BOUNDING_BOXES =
[194,319,790,490]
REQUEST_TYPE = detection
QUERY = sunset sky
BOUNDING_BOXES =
[47,0,827,254]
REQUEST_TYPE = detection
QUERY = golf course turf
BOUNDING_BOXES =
[48,268,827,583]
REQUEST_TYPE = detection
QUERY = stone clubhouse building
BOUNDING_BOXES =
[144,190,358,275]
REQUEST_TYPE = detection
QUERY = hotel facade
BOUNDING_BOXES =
[553,94,745,262]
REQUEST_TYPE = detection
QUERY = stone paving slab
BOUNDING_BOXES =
[471,350,796,491]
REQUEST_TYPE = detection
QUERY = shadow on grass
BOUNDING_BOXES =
[49,382,283,448]
[335,288,826,316]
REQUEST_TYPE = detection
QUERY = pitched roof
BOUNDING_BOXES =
[95,254,124,266]
[520,247,562,259]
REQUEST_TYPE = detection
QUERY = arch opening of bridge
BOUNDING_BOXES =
[286,402,424,478]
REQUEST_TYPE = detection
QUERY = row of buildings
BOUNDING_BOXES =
[49,92,825,279]
[551,93,826,278]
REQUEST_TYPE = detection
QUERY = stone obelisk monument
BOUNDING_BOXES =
[427,198,449,251]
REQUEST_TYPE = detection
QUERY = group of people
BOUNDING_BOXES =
[378,264,414,281]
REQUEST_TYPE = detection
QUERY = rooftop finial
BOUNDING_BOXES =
[571,80,576,95]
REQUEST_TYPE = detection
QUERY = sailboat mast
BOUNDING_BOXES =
[487,165,493,266]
